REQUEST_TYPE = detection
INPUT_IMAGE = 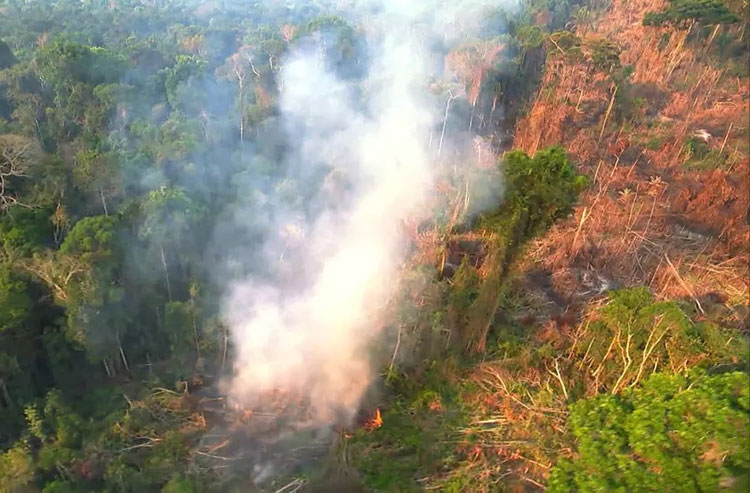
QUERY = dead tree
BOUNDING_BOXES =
[446,40,505,132]
[0,135,33,210]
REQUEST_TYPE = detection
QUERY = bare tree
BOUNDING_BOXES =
[20,252,86,302]
[0,135,36,210]
[281,24,297,43]
[222,46,261,141]
[446,40,505,131]
[438,89,460,159]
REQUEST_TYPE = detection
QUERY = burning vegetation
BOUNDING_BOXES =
[0,0,748,492]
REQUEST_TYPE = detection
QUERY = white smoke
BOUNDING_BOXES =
[224,0,517,425]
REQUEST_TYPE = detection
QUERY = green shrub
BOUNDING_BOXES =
[572,287,747,393]
[658,32,672,50]
[517,24,546,50]
[586,38,622,73]
[548,31,584,63]
[645,135,666,150]
[683,137,729,170]
[548,371,750,492]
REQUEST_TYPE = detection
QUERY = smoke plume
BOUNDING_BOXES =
[223,0,517,426]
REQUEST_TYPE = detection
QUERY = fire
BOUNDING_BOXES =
[365,408,383,430]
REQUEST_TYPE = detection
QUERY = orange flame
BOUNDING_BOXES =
[365,408,383,430]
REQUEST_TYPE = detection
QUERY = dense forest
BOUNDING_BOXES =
[0,0,748,492]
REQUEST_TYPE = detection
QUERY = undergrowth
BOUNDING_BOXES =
[346,361,473,492]
[683,137,731,171]
[347,280,749,491]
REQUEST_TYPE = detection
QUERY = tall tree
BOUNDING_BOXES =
[56,215,130,374]
[139,187,203,302]
[220,46,261,142]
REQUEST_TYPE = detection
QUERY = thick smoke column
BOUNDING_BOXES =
[224,0,516,425]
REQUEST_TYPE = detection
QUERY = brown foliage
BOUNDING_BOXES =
[512,0,749,325]
[446,41,504,106]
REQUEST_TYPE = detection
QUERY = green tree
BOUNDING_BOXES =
[139,187,203,302]
[163,55,207,109]
[0,353,21,410]
[0,269,31,333]
[164,301,199,370]
[490,146,588,241]
[0,62,46,143]
[0,269,30,412]
[71,147,122,216]
[35,40,126,143]
[644,0,740,27]
[0,206,54,259]
[0,39,17,70]
[58,215,130,374]
[462,147,587,352]
[0,440,34,492]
